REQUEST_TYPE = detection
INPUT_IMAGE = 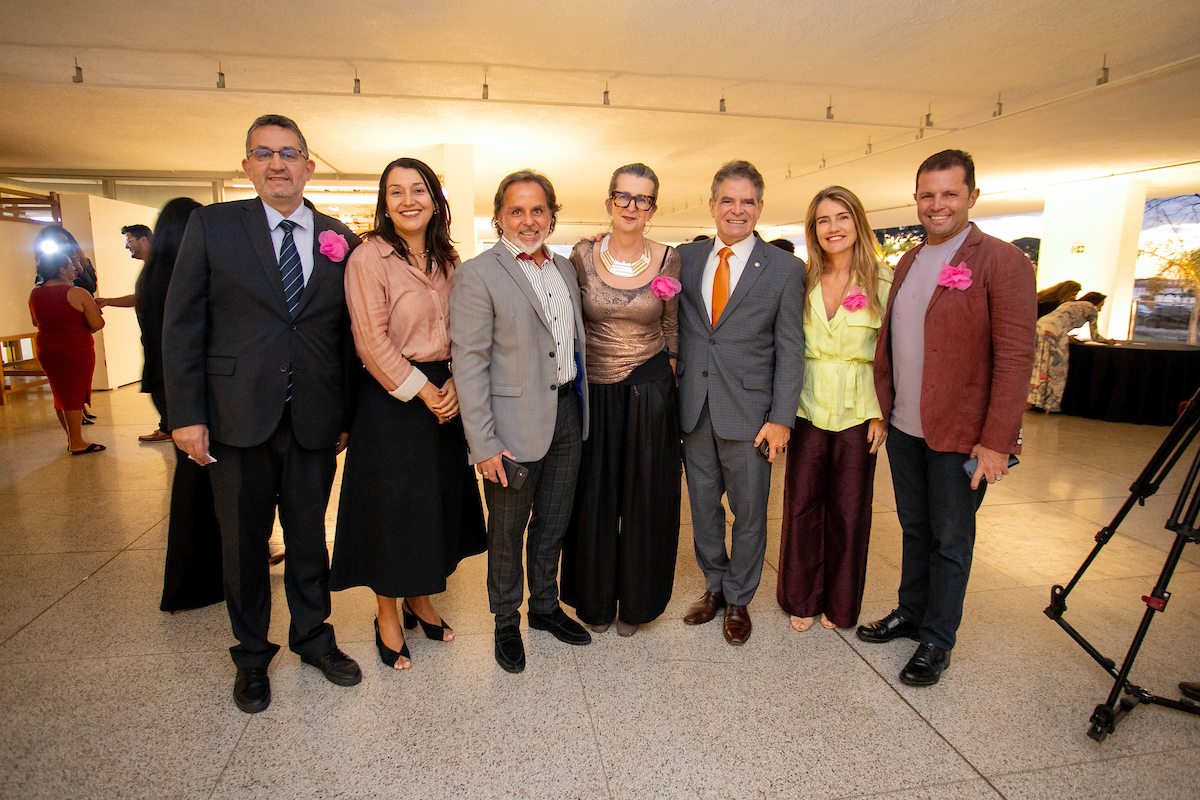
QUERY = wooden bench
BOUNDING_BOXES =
[1,333,49,405]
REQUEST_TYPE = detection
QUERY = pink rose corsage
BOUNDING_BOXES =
[937,262,972,291]
[842,285,868,312]
[651,275,682,299]
[318,230,350,262]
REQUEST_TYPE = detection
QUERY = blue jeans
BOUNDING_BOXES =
[887,426,986,650]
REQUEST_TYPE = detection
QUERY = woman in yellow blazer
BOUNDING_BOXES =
[777,186,892,632]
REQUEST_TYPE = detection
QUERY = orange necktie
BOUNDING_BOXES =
[712,247,733,326]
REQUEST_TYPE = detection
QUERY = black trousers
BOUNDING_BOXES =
[148,382,168,433]
[482,389,582,628]
[208,409,338,668]
[887,426,986,651]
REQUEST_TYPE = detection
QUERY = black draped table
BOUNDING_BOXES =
[1060,340,1200,425]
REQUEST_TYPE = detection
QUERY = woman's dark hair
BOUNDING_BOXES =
[370,157,455,275]
[1080,291,1107,306]
[32,224,82,265]
[35,251,72,283]
[136,197,202,317]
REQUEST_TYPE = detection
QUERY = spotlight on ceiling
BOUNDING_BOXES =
[354,70,360,94]
[72,58,82,83]
[826,96,833,120]
[217,63,225,89]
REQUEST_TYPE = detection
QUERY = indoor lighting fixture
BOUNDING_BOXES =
[826,96,833,120]
[1097,54,1110,85]
[217,63,225,89]
[719,95,725,113]
[603,82,609,106]
[482,69,489,100]
[925,104,933,127]
[354,70,360,94]
[993,92,1003,117]
[865,136,872,155]
[72,58,82,83]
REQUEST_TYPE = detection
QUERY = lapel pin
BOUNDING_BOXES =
[753,261,761,269]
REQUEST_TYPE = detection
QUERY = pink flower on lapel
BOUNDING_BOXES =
[651,275,682,299]
[318,230,350,262]
[937,262,972,291]
[842,285,868,312]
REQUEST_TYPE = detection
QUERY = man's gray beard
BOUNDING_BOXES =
[506,232,544,256]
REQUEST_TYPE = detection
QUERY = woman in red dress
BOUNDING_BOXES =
[28,251,106,454]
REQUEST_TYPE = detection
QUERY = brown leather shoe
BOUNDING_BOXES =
[683,591,725,625]
[138,430,173,443]
[723,604,752,645]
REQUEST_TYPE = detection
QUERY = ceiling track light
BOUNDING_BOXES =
[216,62,225,89]
[1097,54,1110,86]
[826,96,833,120]
[72,57,82,83]
[916,117,925,140]
[603,82,609,106]
[353,70,360,94]
[482,69,489,100]
[993,91,1003,117]
[865,136,872,155]
[924,104,933,127]
[719,94,726,113]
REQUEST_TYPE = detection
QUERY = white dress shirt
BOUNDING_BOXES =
[501,237,578,385]
[700,233,758,321]
[262,200,315,284]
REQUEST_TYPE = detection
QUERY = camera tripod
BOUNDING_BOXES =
[1044,386,1200,742]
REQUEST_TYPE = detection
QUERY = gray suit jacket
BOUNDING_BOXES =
[450,242,589,464]
[676,236,805,440]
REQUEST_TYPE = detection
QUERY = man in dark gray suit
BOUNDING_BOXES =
[676,161,805,645]
[164,114,362,713]
[450,170,591,674]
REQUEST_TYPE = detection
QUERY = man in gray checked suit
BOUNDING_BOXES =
[450,170,592,674]
[676,160,805,646]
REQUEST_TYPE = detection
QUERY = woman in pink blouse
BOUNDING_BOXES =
[330,158,486,670]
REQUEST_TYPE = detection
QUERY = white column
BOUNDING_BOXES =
[1037,177,1147,339]
[437,144,476,260]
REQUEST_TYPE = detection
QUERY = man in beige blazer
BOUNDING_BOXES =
[450,170,592,674]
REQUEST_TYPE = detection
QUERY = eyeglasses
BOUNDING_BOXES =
[610,191,656,211]
[247,147,306,164]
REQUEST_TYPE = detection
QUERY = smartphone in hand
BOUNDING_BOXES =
[962,455,1019,479]
[500,455,530,491]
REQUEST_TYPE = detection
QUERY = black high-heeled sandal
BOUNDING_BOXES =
[374,618,410,669]
[401,599,453,641]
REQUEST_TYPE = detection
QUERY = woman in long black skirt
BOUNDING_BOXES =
[560,163,682,637]
[330,158,486,670]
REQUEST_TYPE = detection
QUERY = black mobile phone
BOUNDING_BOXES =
[757,439,771,458]
[501,455,529,491]
[962,455,1019,478]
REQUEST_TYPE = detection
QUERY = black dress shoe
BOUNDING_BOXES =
[495,625,526,673]
[300,647,363,686]
[233,667,271,714]
[856,609,920,643]
[900,642,951,686]
[528,607,592,645]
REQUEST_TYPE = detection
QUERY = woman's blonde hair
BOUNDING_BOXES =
[803,186,884,319]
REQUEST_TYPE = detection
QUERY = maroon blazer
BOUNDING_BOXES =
[874,224,1036,455]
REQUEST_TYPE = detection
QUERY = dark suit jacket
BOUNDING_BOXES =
[675,236,806,440]
[874,224,1036,455]
[162,198,360,450]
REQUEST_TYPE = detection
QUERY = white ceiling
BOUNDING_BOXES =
[2,0,1198,240]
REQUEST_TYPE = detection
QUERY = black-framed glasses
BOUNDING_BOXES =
[248,147,306,164]
[611,191,656,211]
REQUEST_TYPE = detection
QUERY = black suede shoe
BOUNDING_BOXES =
[900,642,951,686]
[495,625,526,673]
[233,667,271,714]
[301,647,363,686]
[528,607,592,645]
[856,609,920,643]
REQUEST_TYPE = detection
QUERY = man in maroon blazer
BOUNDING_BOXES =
[857,150,1035,686]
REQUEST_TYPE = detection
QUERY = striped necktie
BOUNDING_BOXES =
[278,219,303,316]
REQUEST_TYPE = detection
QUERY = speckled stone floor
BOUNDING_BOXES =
[2,383,1198,799]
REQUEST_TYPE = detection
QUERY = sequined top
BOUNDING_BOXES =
[571,240,680,385]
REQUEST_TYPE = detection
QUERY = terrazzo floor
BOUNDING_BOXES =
[2,383,1199,799]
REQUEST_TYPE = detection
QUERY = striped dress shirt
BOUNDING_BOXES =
[500,237,577,386]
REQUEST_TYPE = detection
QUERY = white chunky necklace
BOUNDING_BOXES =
[599,235,651,277]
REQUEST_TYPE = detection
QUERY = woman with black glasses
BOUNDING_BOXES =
[560,163,683,637]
